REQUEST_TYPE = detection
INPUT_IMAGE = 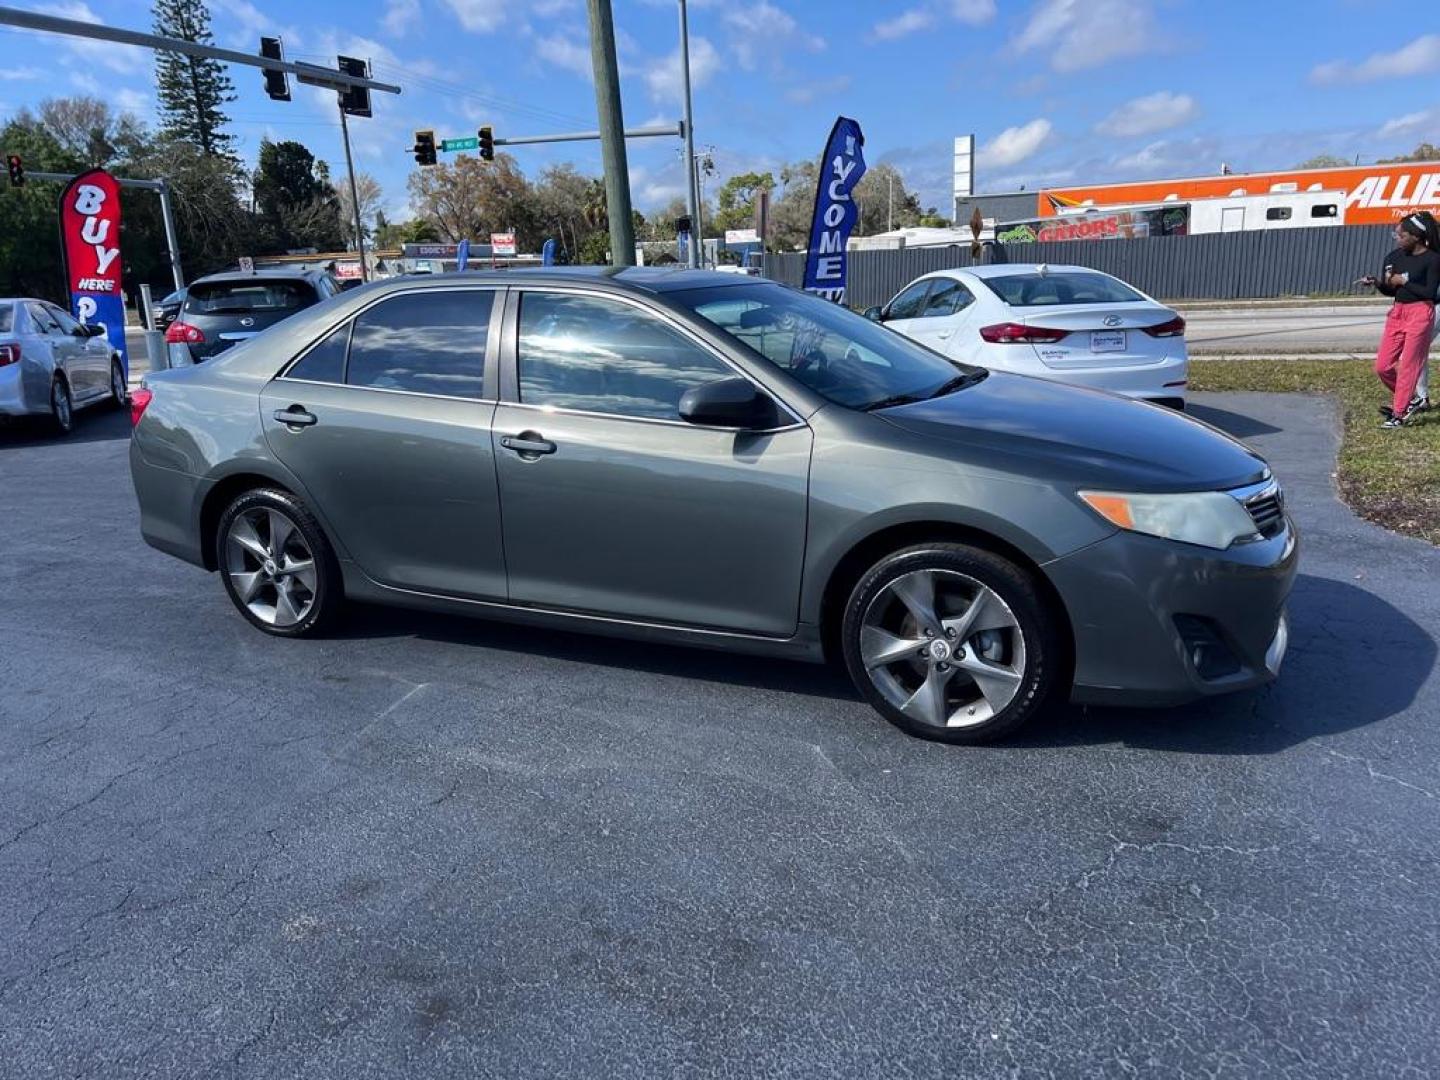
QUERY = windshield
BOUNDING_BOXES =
[186,280,315,316]
[979,271,1144,307]
[672,282,982,410]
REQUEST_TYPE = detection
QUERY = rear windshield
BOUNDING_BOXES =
[980,272,1144,307]
[0,305,12,334]
[185,280,315,315]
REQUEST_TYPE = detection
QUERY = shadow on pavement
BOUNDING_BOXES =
[334,602,861,703]
[1186,401,1284,439]
[0,405,131,447]
[1019,573,1435,754]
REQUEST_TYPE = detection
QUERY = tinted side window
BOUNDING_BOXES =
[346,290,492,399]
[27,303,61,334]
[517,292,733,421]
[922,279,974,317]
[286,322,350,384]
[48,306,83,334]
[886,281,933,320]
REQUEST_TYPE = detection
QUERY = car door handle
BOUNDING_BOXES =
[500,434,557,457]
[273,406,317,427]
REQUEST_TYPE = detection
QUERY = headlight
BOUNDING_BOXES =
[1079,490,1260,550]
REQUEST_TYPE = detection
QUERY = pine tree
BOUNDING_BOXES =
[152,0,236,157]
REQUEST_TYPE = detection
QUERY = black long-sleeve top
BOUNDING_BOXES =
[1378,247,1440,303]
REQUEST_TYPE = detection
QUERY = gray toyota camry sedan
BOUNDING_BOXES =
[129,268,1297,743]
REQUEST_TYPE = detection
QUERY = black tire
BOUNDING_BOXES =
[840,542,1062,744]
[215,487,343,638]
[50,377,74,435]
[108,359,128,409]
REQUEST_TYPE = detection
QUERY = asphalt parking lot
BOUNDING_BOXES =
[2,393,1437,1078]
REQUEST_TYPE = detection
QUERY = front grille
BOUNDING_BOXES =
[1242,484,1285,539]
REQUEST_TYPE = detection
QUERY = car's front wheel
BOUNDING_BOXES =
[216,488,341,637]
[841,543,1062,743]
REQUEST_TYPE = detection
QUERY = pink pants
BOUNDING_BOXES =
[1375,301,1436,414]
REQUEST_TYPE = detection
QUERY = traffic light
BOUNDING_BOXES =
[338,55,372,118]
[673,215,692,235]
[259,36,290,101]
[478,126,494,162]
[412,130,436,167]
[6,154,22,188]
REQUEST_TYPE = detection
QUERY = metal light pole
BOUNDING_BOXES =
[338,105,368,282]
[678,0,700,269]
[586,0,635,266]
[157,180,184,291]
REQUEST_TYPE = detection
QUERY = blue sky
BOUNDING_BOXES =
[1,0,1437,222]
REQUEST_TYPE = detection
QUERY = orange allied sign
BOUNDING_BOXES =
[1038,163,1440,226]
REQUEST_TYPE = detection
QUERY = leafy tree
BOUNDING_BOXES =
[1296,154,1351,169]
[253,139,344,252]
[407,153,536,248]
[712,171,775,235]
[532,163,602,262]
[152,0,236,158]
[38,97,148,168]
[375,215,440,248]
[0,119,80,299]
[1378,143,1440,164]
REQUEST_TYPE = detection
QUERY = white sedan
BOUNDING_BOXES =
[867,264,1188,407]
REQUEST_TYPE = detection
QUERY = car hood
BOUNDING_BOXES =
[876,372,1267,491]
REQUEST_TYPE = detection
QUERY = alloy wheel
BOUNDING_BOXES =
[224,508,318,628]
[111,364,126,403]
[859,568,1027,730]
[52,382,72,430]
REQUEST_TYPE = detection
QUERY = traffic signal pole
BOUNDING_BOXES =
[678,0,700,269]
[338,107,368,283]
[586,0,635,267]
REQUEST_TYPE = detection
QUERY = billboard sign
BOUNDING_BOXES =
[997,205,1190,244]
[490,232,517,256]
[58,168,128,374]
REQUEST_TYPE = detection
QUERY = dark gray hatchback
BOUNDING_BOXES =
[165,268,338,364]
[130,268,1298,743]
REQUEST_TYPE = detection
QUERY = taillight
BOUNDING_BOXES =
[979,322,1071,344]
[1143,315,1186,338]
[165,321,205,344]
[130,386,153,427]
[0,343,19,366]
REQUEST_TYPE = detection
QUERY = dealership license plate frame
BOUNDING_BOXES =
[1090,330,1127,353]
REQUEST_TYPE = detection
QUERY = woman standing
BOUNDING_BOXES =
[1364,213,1440,428]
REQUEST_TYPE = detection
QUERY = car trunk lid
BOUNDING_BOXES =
[1016,302,1180,370]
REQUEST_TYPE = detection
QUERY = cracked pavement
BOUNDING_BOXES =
[1,393,1437,1078]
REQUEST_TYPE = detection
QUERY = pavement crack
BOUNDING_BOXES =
[1325,749,1436,802]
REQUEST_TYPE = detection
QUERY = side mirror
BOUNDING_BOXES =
[84,323,107,337]
[678,376,780,430]
[863,306,884,322]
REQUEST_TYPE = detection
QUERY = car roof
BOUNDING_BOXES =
[369,266,760,295]
[953,263,1114,280]
[191,268,328,284]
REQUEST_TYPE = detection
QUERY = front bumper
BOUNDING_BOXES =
[1044,516,1298,707]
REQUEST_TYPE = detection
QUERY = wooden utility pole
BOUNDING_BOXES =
[586,0,635,266]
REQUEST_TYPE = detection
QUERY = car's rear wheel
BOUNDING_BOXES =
[216,488,341,637]
[50,377,74,435]
[108,359,127,408]
[841,543,1061,743]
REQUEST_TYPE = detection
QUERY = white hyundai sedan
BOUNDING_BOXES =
[867,264,1188,407]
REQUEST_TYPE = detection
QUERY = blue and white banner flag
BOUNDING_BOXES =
[456,238,470,272]
[802,116,866,303]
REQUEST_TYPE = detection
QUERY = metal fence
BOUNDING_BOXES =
[761,225,1397,308]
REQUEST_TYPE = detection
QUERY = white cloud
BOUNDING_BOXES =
[950,0,997,24]
[978,119,1053,168]
[1377,108,1440,141]
[1311,35,1440,84]
[69,71,102,95]
[1116,140,1173,171]
[115,88,151,118]
[644,36,720,103]
[0,67,43,81]
[382,0,422,37]
[870,8,933,41]
[39,2,147,73]
[535,35,593,79]
[441,0,573,32]
[1095,91,1198,138]
[723,2,824,71]
[786,74,852,106]
[1015,0,1159,72]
